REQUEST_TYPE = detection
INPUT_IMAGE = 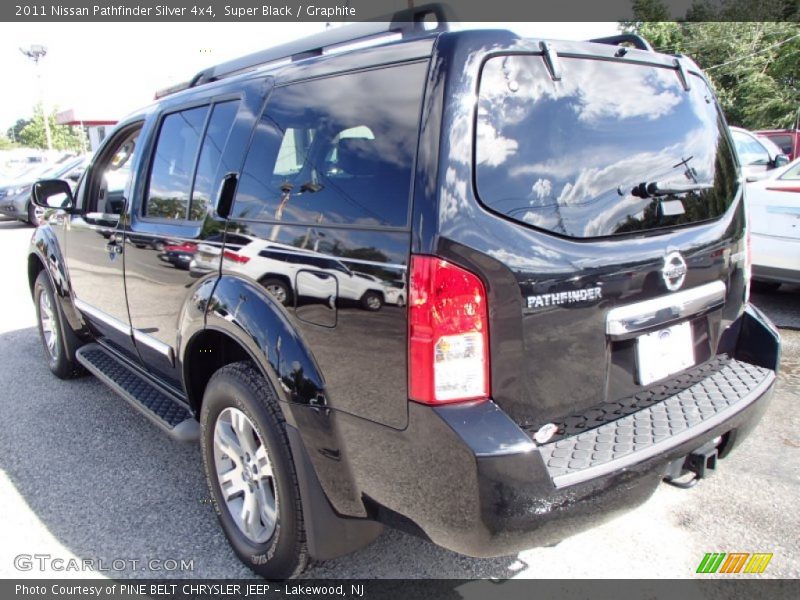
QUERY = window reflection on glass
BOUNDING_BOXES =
[145,106,208,219]
[231,61,427,229]
[731,130,771,166]
[97,130,138,215]
[779,162,800,181]
[475,55,738,238]
[191,100,240,221]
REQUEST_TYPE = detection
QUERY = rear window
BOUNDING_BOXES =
[475,55,738,238]
[767,134,793,155]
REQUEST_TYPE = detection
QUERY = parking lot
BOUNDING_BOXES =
[0,217,797,579]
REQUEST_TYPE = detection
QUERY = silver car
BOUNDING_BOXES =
[0,155,88,225]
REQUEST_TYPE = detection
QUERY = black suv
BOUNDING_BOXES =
[28,11,780,579]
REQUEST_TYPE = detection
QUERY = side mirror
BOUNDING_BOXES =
[32,179,74,211]
[774,154,790,168]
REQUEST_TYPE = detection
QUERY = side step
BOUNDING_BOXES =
[76,343,200,442]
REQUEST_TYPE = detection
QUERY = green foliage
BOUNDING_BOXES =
[17,104,88,151]
[0,136,17,150]
[6,118,30,143]
[622,1,800,130]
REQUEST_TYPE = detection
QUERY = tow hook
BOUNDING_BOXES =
[663,436,723,489]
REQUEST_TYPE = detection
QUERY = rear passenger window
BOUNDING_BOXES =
[231,61,428,228]
[145,106,208,219]
[190,100,240,220]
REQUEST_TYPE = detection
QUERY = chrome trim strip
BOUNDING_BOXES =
[605,280,726,337]
[133,330,175,365]
[550,370,775,488]
[74,298,132,337]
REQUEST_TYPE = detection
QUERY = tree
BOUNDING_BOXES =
[0,136,17,150]
[17,104,88,151]
[622,3,800,130]
[6,118,30,143]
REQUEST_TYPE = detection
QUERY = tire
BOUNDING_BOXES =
[396,295,405,308]
[260,278,293,307]
[27,203,38,226]
[33,270,83,379]
[360,290,383,311]
[200,362,308,579]
[751,280,781,293]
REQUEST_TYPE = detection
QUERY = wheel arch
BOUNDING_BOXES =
[180,273,326,420]
[28,225,87,336]
[182,274,377,555]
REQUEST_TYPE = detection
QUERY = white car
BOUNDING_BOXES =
[746,157,800,290]
[219,239,387,310]
[730,126,790,181]
[354,272,406,306]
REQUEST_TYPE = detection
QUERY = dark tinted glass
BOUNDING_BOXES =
[475,56,738,238]
[145,106,208,219]
[231,61,427,227]
[769,134,792,155]
[190,100,239,220]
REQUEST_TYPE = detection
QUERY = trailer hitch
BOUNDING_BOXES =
[663,437,723,489]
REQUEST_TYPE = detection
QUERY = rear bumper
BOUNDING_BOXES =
[356,305,779,557]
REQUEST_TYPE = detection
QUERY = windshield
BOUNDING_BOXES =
[475,55,738,238]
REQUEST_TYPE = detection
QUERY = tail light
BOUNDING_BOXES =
[408,256,490,404]
[223,250,250,264]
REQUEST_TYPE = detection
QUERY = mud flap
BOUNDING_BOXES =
[285,424,383,560]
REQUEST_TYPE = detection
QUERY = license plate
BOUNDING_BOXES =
[636,321,695,386]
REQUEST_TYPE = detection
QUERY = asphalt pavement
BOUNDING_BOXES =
[0,217,797,579]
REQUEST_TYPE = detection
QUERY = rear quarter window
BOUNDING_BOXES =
[230,61,428,228]
[475,55,739,238]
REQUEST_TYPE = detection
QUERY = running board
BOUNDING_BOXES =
[76,344,200,442]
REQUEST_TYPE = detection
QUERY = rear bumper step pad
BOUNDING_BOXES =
[539,358,774,488]
[76,344,199,442]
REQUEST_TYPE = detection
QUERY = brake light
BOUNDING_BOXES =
[223,250,250,264]
[408,256,490,404]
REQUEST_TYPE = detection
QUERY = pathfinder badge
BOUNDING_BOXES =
[526,287,602,309]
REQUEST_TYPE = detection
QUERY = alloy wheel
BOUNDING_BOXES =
[38,290,59,360]
[213,407,278,543]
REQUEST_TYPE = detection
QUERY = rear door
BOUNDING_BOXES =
[123,80,265,387]
[465,49,747,433]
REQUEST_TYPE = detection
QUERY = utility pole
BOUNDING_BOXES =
[20,44,52,151]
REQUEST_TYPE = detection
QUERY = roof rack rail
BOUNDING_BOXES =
[588,34,653,52]
[185,3,452,90]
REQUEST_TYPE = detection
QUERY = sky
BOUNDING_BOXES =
[0,22,618,134]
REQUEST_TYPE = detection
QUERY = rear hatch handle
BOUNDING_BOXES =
[606,280,726,339]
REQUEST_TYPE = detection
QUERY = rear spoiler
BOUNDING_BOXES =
[589,34,653,52]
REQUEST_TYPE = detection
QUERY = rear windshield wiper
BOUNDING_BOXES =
[629,181,713,198]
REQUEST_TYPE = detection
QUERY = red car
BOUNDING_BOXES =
[757,129,800,161]
[158,242,197,270]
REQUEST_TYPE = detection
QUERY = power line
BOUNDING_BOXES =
[704,33,800,70]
